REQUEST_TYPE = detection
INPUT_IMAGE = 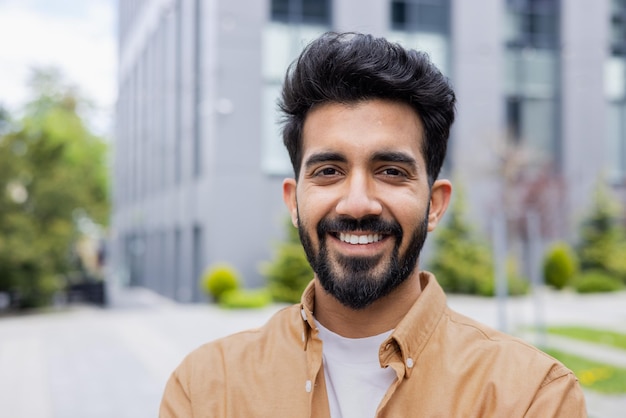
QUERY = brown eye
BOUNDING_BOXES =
[382,168,403,176]
[319,167,338,176]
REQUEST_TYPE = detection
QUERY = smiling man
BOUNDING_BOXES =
[160,32,587,418]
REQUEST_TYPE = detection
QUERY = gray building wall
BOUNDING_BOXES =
[451,0,504,231]
[112,0,621,301]
[561,0,610,233]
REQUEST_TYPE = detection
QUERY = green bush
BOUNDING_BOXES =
[200,263,240,301]
[261,217,314,303]
[543,242,579,289]
[572,270,624,294]
[219,288,272,309]
[577,184,626,278]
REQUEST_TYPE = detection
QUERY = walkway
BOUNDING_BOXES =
[0,285,624,417]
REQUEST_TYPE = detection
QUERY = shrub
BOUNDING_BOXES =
[577,184,626,274]
[219,288,272,309]
[261,217,314,303]
[572,270,624,294]
[200,263,240,301]
[543,242,579,289]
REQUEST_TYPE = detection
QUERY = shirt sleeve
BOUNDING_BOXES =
[159,370,193,418]
[524,368,588,418]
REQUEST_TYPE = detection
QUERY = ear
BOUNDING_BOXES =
[283,178,299,227]
[428,179,452,232]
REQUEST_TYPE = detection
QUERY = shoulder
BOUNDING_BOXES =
[174,303,303,381]
[442,307,575,384]
[161,304,312,415]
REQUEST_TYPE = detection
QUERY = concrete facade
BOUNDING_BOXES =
[112,0,623,301]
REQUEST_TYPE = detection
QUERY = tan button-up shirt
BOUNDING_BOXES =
[160,272,587,417]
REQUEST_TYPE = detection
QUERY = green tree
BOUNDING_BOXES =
[428,187,528,296]
[0,68,109,309]
[428,189,494,295]
[577,184,626,281]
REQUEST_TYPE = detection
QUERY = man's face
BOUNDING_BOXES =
[283,99,442,309]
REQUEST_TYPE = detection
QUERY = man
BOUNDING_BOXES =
[160,32,586,417]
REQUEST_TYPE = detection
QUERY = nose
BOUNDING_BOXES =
[335,172,383,219]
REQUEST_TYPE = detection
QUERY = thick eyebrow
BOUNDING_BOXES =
[371,151,418,168]
[303,152,347,170]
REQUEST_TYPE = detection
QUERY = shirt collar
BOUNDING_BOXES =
[298,272,447,378]
[299,280,317,350]
[381,272,447,378]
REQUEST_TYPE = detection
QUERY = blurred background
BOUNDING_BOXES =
[1,0,626,417]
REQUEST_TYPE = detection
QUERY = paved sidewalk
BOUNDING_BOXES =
[0,285,624,417]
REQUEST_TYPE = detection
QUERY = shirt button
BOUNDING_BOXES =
[305,380,312,392]
[406,358,414,368]
[301,308,307,321]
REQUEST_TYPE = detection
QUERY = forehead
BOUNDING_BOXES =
[301,99,425,163]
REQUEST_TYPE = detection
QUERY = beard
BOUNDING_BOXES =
[298,209,429,310]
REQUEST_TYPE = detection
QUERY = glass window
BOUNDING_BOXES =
[388,0,451,172]
[387,0,451,75]
[271,0,331,25]
[504,0,560,162]
[605,57,626,100]
[390,0,449,34]
[506,0,559,49]
[388,31,450,75]
[606,103,625,181]
[391,1,407,28]
[607,4,626,182]
[522,98,557,159]
[262,1,332,175]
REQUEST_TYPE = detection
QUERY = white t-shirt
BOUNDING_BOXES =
[314,319,397,418]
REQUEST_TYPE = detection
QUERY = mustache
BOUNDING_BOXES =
[317,215,402,237]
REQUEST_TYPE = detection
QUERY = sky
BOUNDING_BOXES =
[0,0,117,135]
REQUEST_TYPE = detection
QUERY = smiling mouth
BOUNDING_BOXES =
[334,232,384,245]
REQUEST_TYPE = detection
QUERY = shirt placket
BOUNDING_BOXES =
[300,306,328,418]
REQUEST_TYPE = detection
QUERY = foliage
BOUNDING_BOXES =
[476,257,530,297]
[577,184,626,281]
[200,263,241,301]
[0,69,109,309]
[219,288,272,309]
[544,348,626,394]
[542,242,579,289]
[261,217,314,303]
[429,189,528,297]
[571,270,624,294]
[547,326,626,351]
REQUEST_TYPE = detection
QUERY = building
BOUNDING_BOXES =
[112,0,626,301]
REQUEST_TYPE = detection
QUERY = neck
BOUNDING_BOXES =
[313,272,423,338]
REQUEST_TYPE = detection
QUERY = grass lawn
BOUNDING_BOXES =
[547,326,626,351]
[545,348,626,394]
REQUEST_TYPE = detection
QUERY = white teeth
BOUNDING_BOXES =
[339,233,382,245]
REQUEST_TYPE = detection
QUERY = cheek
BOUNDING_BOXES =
[391,201,429,236]
[298,189,336,222]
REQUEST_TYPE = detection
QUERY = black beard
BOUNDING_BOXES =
[298,211,429,310]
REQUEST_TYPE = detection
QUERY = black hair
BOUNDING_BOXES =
[279,32,456,184]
